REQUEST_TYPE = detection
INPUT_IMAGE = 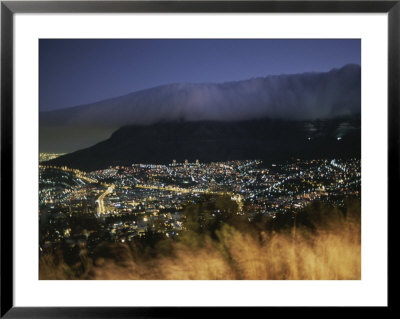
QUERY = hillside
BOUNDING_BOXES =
[45,117,361,171]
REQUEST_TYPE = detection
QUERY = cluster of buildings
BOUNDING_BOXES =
[39,157,361,252]
[39,153,65,162]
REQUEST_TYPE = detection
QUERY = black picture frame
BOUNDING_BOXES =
[1,0,396,317]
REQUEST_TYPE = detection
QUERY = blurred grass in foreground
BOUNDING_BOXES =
[40,198,361,280]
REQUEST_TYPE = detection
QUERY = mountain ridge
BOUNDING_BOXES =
[40,64,361,153]
[41,63,360,115]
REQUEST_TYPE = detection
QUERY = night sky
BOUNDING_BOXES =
[39,39,360,112]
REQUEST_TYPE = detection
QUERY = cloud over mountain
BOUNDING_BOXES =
[40,64,361,152]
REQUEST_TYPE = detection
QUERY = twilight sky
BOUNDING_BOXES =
[39,39,360,111]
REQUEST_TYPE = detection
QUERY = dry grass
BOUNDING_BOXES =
[40,217,360,280]
[215,224,360,280]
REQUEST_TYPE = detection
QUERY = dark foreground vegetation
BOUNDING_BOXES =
[40,196,361,280]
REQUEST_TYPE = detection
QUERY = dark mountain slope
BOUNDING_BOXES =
[45,117,361,171]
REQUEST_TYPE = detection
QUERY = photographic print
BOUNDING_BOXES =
[39,39,361,280]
